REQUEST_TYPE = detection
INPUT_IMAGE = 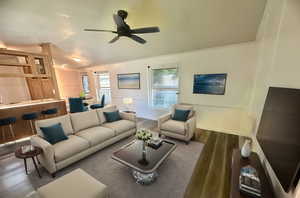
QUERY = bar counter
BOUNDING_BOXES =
[0,99,67,144]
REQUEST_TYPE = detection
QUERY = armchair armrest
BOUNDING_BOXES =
[184,116,196,140]
[30,135,56,174]
[120,112,137,123]
[158,113,172,130]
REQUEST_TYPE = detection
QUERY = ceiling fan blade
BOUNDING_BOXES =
[130,35,146,44]
[130,27,160,34]
[109,36,119,44]
[84,29,117,33]
[113,14,126,27]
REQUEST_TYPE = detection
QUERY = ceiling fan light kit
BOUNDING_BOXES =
[84,10,160,44]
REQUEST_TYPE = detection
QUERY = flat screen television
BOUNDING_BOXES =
[256,87,300,192]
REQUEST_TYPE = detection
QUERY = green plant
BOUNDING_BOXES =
[136,129,152,142]
[79,91,86,98]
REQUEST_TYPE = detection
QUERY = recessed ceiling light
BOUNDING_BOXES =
[72,57,81,62]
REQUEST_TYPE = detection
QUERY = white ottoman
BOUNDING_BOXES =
[37,169,108,198]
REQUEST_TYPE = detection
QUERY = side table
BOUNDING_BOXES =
[15,146,42,178]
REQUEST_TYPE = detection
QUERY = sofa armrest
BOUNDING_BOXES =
[184,116,196,140]
[120,112,137,123]
[158,113,172,130]
[30,135,56,174]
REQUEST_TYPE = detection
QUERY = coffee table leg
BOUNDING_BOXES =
[132,170,158,185]
[24,159,28,175]
[32,157,41,178]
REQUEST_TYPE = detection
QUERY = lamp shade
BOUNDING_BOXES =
[123,97,133,105]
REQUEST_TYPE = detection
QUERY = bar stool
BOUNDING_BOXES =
[41,108,58,119]
[0,117,17,141]
[22,112,38,135]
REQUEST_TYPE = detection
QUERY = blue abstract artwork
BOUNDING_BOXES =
[193,73,227,95]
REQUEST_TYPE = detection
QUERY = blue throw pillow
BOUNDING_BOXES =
[103,111,121,122]
[172,109,191,122]
[40,123,68,144]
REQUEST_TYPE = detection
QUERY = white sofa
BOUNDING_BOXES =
[31,105,136,176]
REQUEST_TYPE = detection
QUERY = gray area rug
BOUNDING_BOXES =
[24,137,204,198]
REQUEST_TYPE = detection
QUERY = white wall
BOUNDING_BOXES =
[249,0,300,197]
[55,67,83,100]
[85,42,258,134]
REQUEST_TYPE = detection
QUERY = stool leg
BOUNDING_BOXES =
[1,127,5,140]
[9,124,15,139]
[29,120,35,135]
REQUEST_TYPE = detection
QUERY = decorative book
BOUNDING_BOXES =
[148,138,163,149]
[239,165,262,198]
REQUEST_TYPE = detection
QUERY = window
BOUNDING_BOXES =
[82,74,90,94]
[96,72,111,104]
[151,68,179,108]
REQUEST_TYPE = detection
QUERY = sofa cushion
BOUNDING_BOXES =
[102,120,135,135]
[96,105,117,124]
[103,111,121,122]
[76,126,115,146]
[35,115,74,138]
[53,135,89,162]
[172,109,191,122]
[172,104,194,118]
[161,120,185,135]
[70,110,100,132]
[40,123,68,145]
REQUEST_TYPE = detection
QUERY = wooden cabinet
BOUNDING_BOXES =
[0,46,59,100]
[26,77,55,100]
[41,78,55,98]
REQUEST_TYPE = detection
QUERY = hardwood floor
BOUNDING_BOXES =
[184,129,239,198]
[0,120,239,198]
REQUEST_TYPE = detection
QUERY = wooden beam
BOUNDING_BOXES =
[40,43,60,99]
[0,73,50,78]
[0,62,31,67]
[0,48,47,57]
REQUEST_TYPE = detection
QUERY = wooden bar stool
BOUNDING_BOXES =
[41,108,58,119]
[22,112,38,135]
[0,117,17,141]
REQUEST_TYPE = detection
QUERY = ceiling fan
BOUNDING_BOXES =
[84,10,160,44]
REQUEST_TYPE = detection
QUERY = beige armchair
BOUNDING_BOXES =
[158,104,196,143]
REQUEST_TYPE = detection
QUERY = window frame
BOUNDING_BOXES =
[149,66,180,109]
[94,71,112,104]
[81,74,90,94]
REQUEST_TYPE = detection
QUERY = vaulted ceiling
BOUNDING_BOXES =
[0,0,266,67]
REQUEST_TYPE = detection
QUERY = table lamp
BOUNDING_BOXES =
[123,97,133,112]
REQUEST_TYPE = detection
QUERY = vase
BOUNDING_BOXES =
[138,141,149,165]
[241,139,252,158]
